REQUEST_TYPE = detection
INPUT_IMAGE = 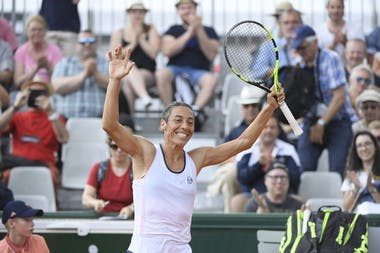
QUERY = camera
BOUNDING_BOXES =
[27,90,48,108]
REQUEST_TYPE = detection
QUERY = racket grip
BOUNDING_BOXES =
[279,102,303,136]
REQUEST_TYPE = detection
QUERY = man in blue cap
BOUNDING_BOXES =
[0,200,50,252]
[291,24,354,177]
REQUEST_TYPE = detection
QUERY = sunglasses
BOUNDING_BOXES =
[356,77,371,85]
[78,37,96,45]
[109,143,119,150]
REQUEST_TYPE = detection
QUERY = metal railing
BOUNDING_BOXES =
[1,0,379,39]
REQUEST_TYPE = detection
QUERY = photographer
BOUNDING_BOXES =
[0,80,68,188]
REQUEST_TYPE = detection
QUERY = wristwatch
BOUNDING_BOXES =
[317,118,325,127]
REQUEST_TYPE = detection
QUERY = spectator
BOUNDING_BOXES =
[0,80,68,187]
[365,26,380,65]
[344,38,367,80]
[0,200,49,252]
[314,0,364,62]
[368,120,380,146]
[270,1,296,41]
[245,161,304,213]
[276,9,303,68]
[207,85,265,213]
[51,29,108,119]
[109,0,160,114]
[348,64,377,115]
[0,17,18,52]
[13,15,62,89]
[230,115,301,212]
[372,52,380,88]
[0,40,14,91]
[82,114,134,218]
[291,24,353,177]
[39,0,81,57]
[341,131,380,212]
[155,0,219,131]
[352,89,380,134]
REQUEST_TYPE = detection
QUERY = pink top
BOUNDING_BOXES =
[0,234,50,253]
[0,18,18,51]
[14,42,62,83]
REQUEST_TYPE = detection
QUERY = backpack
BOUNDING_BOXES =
[279,206,368,253]
[97,159,133,187]
[278,66,317,123]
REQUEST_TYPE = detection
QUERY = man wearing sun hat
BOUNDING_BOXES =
[291,24,354,177]
[0,200,50,252]
[352,88,380,133]
[155,0,219,131]
[0,80,68,187]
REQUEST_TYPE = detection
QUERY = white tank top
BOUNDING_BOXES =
[128,145,197,253]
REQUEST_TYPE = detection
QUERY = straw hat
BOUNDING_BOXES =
[271,1,294,17]
[21,80,54,96]
[126,0,149,12]
[175,0,198,8]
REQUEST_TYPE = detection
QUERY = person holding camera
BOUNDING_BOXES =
[0,80,68,188]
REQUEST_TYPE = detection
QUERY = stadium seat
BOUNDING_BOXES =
[14,194,50,212]
[298,171,343,200]
[8,166,56,212]
[61,143,108,189]
[257,230,284,253]
[224,95,242,135]
[65,117,107,143]
[306,198,343,211]
[220,73,244,115]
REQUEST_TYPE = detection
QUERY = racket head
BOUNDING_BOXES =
[224,20,279,93]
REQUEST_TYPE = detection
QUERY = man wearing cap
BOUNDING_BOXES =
[270,1,295,40]
[155,0,219,131]
[291,24,353,177]
[0,200,50,252]
[352,89,380,133]
[246,161,304,213]
[207,86,265,212]
[0,80,68,187]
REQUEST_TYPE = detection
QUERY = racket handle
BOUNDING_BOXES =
[279,102,303,136]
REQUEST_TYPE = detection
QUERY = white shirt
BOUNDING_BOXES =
[128,145,197,253]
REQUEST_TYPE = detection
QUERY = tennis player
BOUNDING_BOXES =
[103,46,284,253]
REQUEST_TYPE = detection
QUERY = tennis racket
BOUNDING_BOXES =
[224,20,303,136]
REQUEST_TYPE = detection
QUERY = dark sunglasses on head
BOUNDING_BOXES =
[356,77,371,85]
[109,143,118,150]
[78,37,96,45]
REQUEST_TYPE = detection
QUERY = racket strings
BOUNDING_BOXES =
[224,22,276,84]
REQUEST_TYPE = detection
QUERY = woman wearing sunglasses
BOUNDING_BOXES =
[348,64,378,115]
[82,114,135,218]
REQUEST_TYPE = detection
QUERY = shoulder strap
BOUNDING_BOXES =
[97,159,110,186]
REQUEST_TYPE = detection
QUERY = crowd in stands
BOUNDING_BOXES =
[0,0,379,217]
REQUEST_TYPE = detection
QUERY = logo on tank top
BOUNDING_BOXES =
[187,176,193,184]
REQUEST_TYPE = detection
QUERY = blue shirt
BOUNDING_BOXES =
[306,47,354,121]
[52,55,108,118]
[39,0,80,33]
[164,24,219,70]
[236,139,301,194]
